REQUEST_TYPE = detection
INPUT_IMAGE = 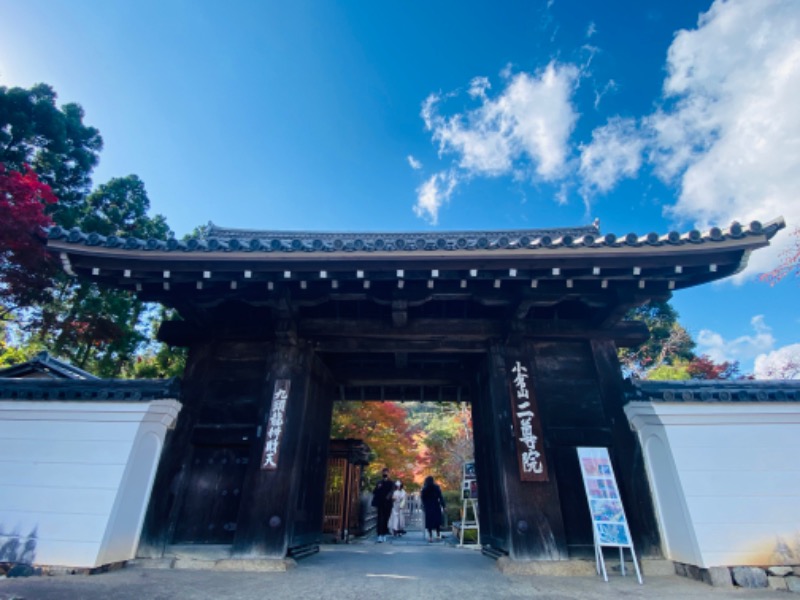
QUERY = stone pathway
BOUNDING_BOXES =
[0,514,790,600]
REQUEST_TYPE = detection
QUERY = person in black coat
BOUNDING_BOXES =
[420,475,446,542]
[371,467,394,543]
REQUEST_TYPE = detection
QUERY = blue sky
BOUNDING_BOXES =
[1,0,798,377]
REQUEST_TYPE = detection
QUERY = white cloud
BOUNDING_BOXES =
[413,171,457,225]
[563,0,800,278]
[579,117,644,195]
[696,315,775,364]
[555,184,569,206]
[647,0,800,277]
[414,0,800,253]
[754,343,800,379]
[421,62,580,182]
[593,79,617,110]
[586,22,597,39]
[468,76,491,99]
[407,155,422,170]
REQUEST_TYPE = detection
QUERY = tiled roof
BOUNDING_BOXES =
[0,377,181,401]
[46,218,784,254]
[0,351,99,380]
[625,379,800,403]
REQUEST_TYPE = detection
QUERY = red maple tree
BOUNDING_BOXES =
[330,401,419,484]
[761,227,800,284]
[686,355,740,380]
[0,163,58,316]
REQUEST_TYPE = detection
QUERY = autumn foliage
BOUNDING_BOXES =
[0,163,57,314]
[331,400,474,492]
[686,355,740,380]
[760,227,800,285]
[331,401,418,484]
[412,403,473,490]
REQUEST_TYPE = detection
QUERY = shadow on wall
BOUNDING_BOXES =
[0,525,38,564]
[773,534,800,564]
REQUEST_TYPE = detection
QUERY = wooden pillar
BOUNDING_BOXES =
[231,341,334,558]
[527,339,614,558]
[136,342,210,558]
[479,342,568,560]
[591,339,662,557]
[472,368,506,553]
[286,350,335,551]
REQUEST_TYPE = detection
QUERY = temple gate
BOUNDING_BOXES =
[45,218,784,562]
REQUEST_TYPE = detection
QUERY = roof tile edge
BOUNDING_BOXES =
[46,217,784,254]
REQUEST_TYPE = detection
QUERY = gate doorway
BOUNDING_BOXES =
[320,346,481,547]
[317,346,599,560]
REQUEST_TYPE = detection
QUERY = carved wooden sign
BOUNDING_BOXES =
[261,379,291,470]
[509,361,548,482]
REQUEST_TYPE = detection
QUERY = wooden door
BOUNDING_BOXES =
[172,444,249,544]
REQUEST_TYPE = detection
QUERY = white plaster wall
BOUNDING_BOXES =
[0,399,181,568]
[626,402,800,568]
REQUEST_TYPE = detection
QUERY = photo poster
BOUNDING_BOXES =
[576,447,632,548]
[462,461,478,499]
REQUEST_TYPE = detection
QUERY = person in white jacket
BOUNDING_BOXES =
[388,480,407,537]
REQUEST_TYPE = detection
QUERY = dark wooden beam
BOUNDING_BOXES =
[299,318,501,339]
[337,384,469,402]
[310,319,650,353]
[160,314,648,349]
[341,375,465,386]
[312,338,488,354]
[392,300,408,327]
[331,364,471,387]
[394,352,408,369]
[515,299,535,320]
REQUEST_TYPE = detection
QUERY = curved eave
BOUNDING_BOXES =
[48,218,783,254]
[48,226,776,294]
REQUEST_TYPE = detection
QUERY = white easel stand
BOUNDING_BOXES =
[594,540,643,584]
[458,498,479,547]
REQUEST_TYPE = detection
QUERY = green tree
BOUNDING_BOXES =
[620,301,748,381]
[0,83,102,228]
[33,176,172,377]
[125,346,187,379]
[1,84,174,378]
[619,300,695,377]
[0,320,40,367]
[122,308,187,379]
[644,354,742,381]
[78,175,169,238]
[1,84,99,333]
[645,359,691,381]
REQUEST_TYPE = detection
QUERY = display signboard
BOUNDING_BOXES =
[508,360,548,482]
[462,461,478,499]
[459,461,479,546]
[577,447,642,584]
